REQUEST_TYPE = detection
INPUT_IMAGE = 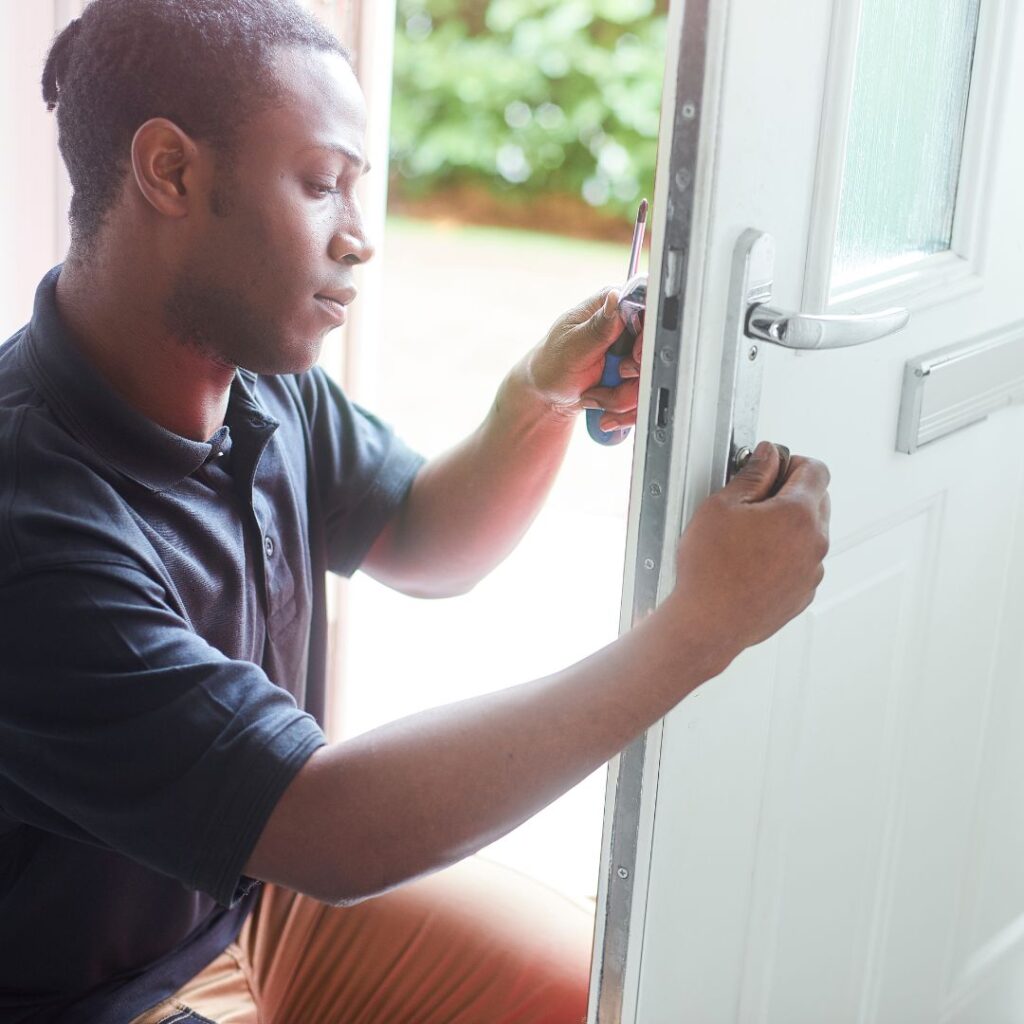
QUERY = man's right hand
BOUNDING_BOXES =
[666,440,831,670]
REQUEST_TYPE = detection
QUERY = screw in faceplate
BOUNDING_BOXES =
[748,345,759,361]
[675,167,693,191]
[644,558,656,570]
[617,866,630,879]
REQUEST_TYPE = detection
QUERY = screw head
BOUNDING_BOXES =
[643,558,656,570]
[681,102,696,119]
[675,167,693,191]
[617,866,630,879]
[649,482,662,497]
[734,446,753,470]
[748,345,759,361]
[654,428,667,444]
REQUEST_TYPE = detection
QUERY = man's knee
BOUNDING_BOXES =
[336,856,594,1022]
[402,857,593,1022]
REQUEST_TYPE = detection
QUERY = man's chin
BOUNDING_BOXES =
[238,337,325,377]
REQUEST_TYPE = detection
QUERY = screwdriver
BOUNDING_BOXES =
[587,198,648,446]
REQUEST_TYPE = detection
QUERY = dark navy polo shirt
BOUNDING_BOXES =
[0,268,425,1023]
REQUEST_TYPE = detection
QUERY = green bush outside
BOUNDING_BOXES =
[390,0,667,229]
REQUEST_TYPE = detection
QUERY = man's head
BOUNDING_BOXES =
[43,0,374,375]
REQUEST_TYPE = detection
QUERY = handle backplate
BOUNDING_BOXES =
[711,230,773,489]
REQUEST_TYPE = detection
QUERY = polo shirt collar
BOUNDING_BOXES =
[23,266,278,493]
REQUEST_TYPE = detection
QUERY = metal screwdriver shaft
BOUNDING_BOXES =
[627,198,648,279]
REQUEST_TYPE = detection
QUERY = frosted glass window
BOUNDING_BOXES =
[831,0,981,293]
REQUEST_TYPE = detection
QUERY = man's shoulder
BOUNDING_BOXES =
[0,370,147,585]
[0,325,39,410]
[0,326,59,480]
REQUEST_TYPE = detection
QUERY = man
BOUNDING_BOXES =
[0,1,830,1022]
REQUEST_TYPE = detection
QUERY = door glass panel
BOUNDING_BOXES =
[831,0,982,294]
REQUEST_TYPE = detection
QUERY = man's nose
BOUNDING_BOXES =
[329,216,375,266]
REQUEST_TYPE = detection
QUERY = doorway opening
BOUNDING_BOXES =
[338,0,667,908]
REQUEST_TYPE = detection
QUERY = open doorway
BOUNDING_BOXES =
[336,0,667,906]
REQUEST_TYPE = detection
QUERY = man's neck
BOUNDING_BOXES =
[55,254,235,442]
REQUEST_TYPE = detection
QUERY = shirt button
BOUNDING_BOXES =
[264,536,275,558]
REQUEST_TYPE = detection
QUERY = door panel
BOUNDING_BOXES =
[742,509,937,1022]
[594,0,1024,1019]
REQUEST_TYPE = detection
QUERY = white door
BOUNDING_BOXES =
[592,0,1024,1021]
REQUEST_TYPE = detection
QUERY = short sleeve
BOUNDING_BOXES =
[0,564,328,908]
[294,367,425,577]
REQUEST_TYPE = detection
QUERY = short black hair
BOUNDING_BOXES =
[42,0,350,248]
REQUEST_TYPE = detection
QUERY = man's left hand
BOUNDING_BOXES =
[524,287,644,432]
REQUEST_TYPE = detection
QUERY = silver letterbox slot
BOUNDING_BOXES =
[897,321,1024,454]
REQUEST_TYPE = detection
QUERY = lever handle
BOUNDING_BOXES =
[746,304,910,350]
[712,229,913,490]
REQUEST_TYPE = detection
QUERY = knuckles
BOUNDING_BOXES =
[815,531,831,561]
[802,456,832,490]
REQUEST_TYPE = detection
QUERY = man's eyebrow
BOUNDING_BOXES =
[300,143,372,174]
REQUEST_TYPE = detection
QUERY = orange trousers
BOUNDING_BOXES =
[128,857,594,1024]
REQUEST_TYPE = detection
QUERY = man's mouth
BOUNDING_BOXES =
[314,294,350,323]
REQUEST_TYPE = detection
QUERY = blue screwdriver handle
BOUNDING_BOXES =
[586,274,647,446]
[586,354,630,445]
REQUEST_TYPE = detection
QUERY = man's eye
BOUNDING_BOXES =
[309,182,339,197]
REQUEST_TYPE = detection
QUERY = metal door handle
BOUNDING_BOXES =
[747,304,910,350]
[712,229,911,489]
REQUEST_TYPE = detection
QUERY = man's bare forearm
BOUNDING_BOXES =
[243,594,729,905]
[244,448,830,908]
[364,361,577,597]
[362,288,642,597]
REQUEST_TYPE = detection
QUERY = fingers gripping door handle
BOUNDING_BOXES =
[711,230,910,489]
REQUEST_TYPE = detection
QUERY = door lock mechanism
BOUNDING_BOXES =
[712,230,910,490]
[732,446,754,471]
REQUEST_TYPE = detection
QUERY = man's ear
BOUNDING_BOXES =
[130,117,203,220]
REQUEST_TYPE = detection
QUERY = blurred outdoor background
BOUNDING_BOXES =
[341,0,669,906]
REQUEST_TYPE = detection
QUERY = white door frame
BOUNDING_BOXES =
[300,0,399,740]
